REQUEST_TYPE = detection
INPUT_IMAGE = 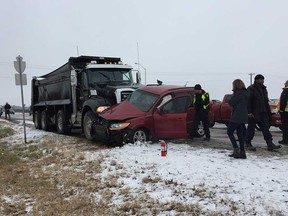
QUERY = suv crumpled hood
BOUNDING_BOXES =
[100,100,144,121]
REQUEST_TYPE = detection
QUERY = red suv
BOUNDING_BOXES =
[94,85,214,145]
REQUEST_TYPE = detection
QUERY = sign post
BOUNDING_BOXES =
[14,55,27,143]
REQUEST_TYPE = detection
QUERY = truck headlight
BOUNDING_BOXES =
[109,122,130,130]
[96,106,110,113]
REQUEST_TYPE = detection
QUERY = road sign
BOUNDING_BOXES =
[14,55,26,73]
[15,73,27,85]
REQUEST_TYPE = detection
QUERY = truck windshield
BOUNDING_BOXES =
[128,89,159,112]
[87,68,132,86]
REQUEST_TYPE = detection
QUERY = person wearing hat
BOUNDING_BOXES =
[4,102,11,120]
[278,80,288,145]
[246,74,281,151]
[190,84,211,141]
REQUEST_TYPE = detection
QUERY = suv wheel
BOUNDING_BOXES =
[195,122,205,137]
[129,129,149,144]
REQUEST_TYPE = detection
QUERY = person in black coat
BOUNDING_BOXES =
[4,102,11,119]
[278,80,288,144]
[227,79,248,159]
[246,74,281,151]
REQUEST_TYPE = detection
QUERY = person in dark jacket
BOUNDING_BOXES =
[227,79,248,159]
[278,80,288,144]
[190,84,211,141]
[246,74,281,151]
[4,102,11,119]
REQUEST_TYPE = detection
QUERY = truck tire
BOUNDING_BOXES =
[83,111,96,140]
[128,129,150,144]
[41,111,50,131]
[56,110,71,134]
[34,111,41,129]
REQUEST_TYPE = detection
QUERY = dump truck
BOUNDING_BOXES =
[31,55,141,140]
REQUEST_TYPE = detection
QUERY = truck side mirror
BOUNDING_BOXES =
[136,70,141,84]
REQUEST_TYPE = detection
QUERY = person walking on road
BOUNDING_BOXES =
[4,102,11,120]
[278,80,288,145]
[227,79,248,159]
[190,84,211,141]
[246,74,281,151]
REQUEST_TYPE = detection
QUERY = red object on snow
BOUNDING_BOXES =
[160,142,167,157]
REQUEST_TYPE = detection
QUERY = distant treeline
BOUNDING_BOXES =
[11,105,30,113]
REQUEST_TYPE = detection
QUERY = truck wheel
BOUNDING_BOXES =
[34,111,41,129]
[83,111,96,140]
[129,129,149,144]
[56,110,71,134]
[41,111,50,131]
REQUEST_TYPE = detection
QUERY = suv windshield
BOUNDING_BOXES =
[87,68,132,86]
[128,89,159,112]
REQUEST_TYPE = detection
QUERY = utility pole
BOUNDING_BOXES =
[248,73,255,85]
[14,55,27,143]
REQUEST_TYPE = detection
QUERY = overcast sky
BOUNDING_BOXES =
[1,0,288,106]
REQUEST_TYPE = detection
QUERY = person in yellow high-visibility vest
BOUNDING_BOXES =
[190,84,211,141]
[278,80,288,145]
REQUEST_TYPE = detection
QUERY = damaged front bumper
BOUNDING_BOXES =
[93,118,132,146]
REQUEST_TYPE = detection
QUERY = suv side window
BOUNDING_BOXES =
[162,96,191,114]
[175,91,195,107]
[157,94,172,108]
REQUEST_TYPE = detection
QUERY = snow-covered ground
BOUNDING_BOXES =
[1,118,288,215]
[85,142,288,215]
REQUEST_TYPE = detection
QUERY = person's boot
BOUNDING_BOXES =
[266,140,281,151]
[246,140,256,151]
[234,149,247,159]
[228,148,239,157]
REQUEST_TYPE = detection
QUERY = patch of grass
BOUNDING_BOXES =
[142,176,162,184]
[0,126,14,138]
[0,143,20,165]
